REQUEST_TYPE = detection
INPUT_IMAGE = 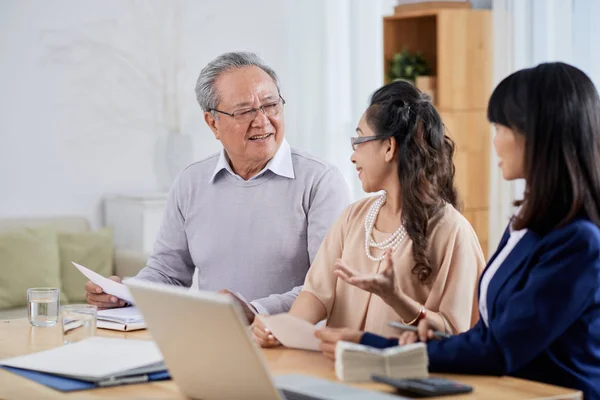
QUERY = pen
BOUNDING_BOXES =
[98,374,149,387]
[387,321,451,339]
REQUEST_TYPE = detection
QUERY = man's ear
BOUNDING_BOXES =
[384,137,397,163]
[204,111,220,140]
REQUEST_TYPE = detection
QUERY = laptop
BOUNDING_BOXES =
[125,279,401,400]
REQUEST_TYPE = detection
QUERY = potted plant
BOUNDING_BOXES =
[387,49,437,104]
[387,49,431,82]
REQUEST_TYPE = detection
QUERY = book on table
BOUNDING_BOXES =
[335,341,429,382]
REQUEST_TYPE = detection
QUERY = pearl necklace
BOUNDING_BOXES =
[364,192,407,261]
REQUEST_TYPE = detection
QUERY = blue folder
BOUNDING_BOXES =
[2,366,171,392]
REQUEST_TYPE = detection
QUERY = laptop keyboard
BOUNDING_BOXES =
[280,389,327,400]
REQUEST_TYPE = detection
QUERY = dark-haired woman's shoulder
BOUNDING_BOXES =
[538,218,600,260]
[328,195,381,233]
[348,194,380,213]
[428,203,480,240]
[427,203,486,268]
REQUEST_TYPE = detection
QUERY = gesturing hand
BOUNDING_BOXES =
[334,248,397,300]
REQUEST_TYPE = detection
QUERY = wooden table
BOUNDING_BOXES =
[0,319,582,399]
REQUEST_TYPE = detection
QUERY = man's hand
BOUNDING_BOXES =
[218,289,257,324]
[314,327,363,360]
[84,276,126,309]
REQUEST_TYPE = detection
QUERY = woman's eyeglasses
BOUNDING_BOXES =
[350,135,382,151]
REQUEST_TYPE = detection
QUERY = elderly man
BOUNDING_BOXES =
[84,52,349,322]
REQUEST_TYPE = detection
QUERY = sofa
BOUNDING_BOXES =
[0,216,148,320]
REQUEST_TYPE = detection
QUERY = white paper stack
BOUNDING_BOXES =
[97,307,146,331]
[335,341,429,382]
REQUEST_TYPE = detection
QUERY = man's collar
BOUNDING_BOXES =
[208,139,295,183]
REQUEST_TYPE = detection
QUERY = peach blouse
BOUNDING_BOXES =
[302,196,485,338]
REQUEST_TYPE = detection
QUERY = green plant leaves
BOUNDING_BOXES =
[387,49,431,83]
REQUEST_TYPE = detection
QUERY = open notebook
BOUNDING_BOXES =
[0,337,167,391]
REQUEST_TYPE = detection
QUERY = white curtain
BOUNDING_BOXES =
[283,0,396,200]
[490,0,600,253]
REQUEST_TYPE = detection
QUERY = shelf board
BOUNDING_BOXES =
[393,1,470,16]
[384,10,439,20]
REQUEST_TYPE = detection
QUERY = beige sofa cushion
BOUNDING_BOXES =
[0,217,90,234]
[59,228,114,302]
[0,228,62,309]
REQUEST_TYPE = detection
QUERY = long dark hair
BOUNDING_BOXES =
[487,62,600,233]
[366,80,458,283]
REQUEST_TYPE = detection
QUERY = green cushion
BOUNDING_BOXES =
[0,228,62,310]
[59,228,114,303]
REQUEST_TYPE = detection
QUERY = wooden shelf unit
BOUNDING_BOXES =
[383,5,492,256]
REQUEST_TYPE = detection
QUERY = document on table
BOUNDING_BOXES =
[72,262,135,304]
[0,337,163,382]
[259,314,321,351]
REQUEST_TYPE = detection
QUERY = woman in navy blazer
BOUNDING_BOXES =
[315,62,600,398]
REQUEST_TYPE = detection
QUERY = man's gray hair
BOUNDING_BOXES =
[195,52,281,112]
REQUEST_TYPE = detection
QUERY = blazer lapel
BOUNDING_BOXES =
[486,230,540,321]
[478,226,511,299]
[487,226,511,268]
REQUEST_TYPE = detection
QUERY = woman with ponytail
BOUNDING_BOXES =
[307,63,600,398]
[251,80,485,354]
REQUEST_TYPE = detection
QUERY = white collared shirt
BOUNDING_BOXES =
[479,222,528,327]
[208,139,295,183]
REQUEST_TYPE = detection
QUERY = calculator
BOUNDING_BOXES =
[372,375,473,397]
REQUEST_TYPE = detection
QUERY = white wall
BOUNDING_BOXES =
[490,0,600,253]
[0,0,398,227]
[0,0,289,226]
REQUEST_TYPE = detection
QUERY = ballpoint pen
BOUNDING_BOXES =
[387,321,452,339]
[98,374,149,387]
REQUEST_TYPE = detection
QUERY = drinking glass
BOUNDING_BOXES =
[27,288,60,327]
[61,304,97,344]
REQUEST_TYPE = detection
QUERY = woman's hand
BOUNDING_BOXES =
[334,248,397,301]
[314,327,363,360]
[398,319,438,345]
[251,316,281,348]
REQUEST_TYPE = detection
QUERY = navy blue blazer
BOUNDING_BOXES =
[426,218,600,398]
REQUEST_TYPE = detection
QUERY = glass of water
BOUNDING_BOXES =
[61,304,97,345]
[27,288,60,327]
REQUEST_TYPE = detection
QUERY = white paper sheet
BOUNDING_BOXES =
[260,314,320,351]
[72,262,135,304]
[97,306,144,323]
[0,337,162,380]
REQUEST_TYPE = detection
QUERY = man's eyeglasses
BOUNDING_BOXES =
[209,96,286,124]
[350,135,382,151]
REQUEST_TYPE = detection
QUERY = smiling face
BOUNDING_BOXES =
[492,123,526,180]
[350,112,397,193]
[204,66,284,171]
